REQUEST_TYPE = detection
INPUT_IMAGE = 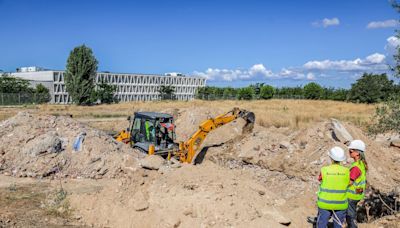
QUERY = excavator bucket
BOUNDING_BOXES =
[242,111,255,133]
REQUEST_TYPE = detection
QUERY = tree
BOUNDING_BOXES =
[222,87,237,99]
[259,85,275,99]
[0,75,33,93]
[275,86,304,98]
[35,84,51,103]
[64,45,98,105]
[250,83,265,98]
[348,73,394,104]
[91,81,117,104]
[237,87,255,100]
[303,82,323,99]
[158,85,175,100]
[369,95,400,134]
[369,1,400,134]
[331,88,349,101]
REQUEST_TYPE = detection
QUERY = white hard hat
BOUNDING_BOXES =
[329,146,346,162]
[348,140,366,152]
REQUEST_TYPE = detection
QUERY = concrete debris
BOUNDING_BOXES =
[23,131,63,157]
[140,155,165,170]
[390,138,400,148]
[279,141,291,149]
[330,118,353,143]
[0,112,141,178]
[132,191,149,211]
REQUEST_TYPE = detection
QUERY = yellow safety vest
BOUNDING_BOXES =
[347,161,366,201]
[317,164,350,210]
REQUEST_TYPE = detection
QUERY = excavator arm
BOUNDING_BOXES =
[178,107,255,163]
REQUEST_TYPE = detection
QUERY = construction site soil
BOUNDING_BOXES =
[0,107,399,228]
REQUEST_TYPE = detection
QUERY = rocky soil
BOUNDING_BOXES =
[0,108,399,227]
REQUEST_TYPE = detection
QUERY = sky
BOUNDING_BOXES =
[0,0,399,88]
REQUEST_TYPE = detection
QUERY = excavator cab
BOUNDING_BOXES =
[129,112,177,154]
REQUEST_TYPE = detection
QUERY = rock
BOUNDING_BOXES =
[263,207,291,226]
[253,145,261,151]
[390,139,400,148]
[279,141,291,149]
[330,119,353,143]
[132,191,149,211]
[140,155,165,170]
[238,149,259,163]
[23,131,63,157]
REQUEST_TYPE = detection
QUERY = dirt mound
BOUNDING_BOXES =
[69,161,295,227]
[197,115,399,193]
[162,106,248,146]
[0,112,142,179]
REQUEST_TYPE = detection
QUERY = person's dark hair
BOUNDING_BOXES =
[359,151,368,171]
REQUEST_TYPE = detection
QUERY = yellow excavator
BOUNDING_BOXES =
[115,107,255,164]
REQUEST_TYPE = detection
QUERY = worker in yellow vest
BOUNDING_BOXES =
[346,140,367,228]
[316,146,349,228]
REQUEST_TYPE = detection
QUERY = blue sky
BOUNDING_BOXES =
[0,0,399,88]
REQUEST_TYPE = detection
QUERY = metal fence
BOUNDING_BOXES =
[0,93,50,105]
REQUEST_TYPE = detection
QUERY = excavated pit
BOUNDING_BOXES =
[357,187,400,223]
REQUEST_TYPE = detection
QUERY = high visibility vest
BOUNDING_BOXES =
[347,161,366,201]
[317,164,349,210]
[145,121,150,140]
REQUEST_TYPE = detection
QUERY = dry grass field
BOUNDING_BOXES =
[0,99,376,131]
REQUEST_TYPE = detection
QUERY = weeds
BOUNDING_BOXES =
[42,186,72,218]
[8,183,17,192]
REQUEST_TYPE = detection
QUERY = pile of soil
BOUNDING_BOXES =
[0,108,399,227]
[0,112,141,179]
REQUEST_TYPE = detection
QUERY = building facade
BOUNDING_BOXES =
[12,70,206,104]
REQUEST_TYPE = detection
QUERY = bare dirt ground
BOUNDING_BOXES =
[0,100,399,228]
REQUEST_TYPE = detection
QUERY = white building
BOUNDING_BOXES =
[11,68,206,104]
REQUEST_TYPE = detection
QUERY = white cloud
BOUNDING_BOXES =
[303,53,386,71]
[279,68,294,76]
[312,17,340,28]
[365,53,386,64]
[367,19,399,29]
[194,37,393,83]
[306,72,316,80]
[249,64,274,77]
[193,64,274,82]
[323,18,340,27]
[385,36,400,54]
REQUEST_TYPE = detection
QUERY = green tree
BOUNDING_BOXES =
[369,1,400,134]
[348,73,394,104]
[303,82,323,99]
[91,81,117,104]
[331,88,349,101]
[0,75,33,93]
[222,87,237,99]
[250,83,265,98]
[158,85,175,100]
[64,45,98,105]
[35,84,51,103]
[259,85,275,99]
[369,95,400,134]
[275,86,304,98]
[237,87,255,100]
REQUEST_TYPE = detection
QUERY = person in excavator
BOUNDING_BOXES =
[145,120,155,142]
[346,140,367,228]
[315,146,350,228]
[156,122,175,146]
